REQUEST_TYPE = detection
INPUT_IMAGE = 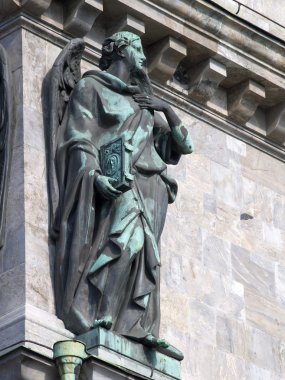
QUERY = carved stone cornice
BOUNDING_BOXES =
[187,59,227,105]
[107,13,145,36]
[147,37,187,84]
[152,0,285,75]
[228,80,266,125]
[153,80,285,163]
[266,103,285,145]
[63,0,103,37]
[0,0,284,151]
[0,0,52,17]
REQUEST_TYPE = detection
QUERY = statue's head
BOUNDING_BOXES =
[99,31,146,72]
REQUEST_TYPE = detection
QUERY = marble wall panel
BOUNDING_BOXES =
[276,265,285,306]
[231,244,276,298]
[202,231,231,275]
[211,160,243,209]
[22,31,48,114]
[246,326,281,374]
[188,300,216,346]
[0,31,25,278]
[245,363,281,380]
[216,316,247,357]
[0,319,25,353]
[0,264,25,317]
[187,340,216,380]
[0,30,22,72]
[161,106,285,378]
[240,147,285,196]
[0,144,25,275]
[245,289,285,340]
[25,222,54,313]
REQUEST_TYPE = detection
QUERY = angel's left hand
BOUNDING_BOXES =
[133,94,169,112]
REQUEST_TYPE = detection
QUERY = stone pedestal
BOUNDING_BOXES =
[0,341,181,380]
[79,328,182,380]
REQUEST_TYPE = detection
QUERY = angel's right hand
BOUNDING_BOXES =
[95,175,122,200]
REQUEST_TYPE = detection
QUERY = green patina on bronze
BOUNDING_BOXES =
[48,31,193,366]
[53,340,89,380]
[78,327,183,378]
[171,123,194,154]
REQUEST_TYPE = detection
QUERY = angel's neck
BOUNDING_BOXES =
[107,60,131,84]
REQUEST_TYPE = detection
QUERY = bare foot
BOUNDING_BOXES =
[93,316,112,330]
[143,334,169,348]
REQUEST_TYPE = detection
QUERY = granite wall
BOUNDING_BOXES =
[0,11,284,380]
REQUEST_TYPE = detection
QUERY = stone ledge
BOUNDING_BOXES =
[0,348,57,380]
[78,328,182,380]
[0,304,74,358]
[208,0,285,43]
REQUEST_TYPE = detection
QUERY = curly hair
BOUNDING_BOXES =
[99,31,141,71]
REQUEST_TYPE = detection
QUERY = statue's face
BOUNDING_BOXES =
[123,39,146,71]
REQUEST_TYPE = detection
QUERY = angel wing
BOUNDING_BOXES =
[44,38,85,237]
[0,44,12,248]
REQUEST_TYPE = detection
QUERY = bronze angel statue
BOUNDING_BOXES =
[0,44,12,248]
[46,32,193,358]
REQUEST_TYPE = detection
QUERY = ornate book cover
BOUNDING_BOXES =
[100,137,134,192]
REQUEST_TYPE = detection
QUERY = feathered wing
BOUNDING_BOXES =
[44,38,85,236]
[0,44,12,248]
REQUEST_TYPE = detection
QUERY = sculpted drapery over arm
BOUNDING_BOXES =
[48,32,193,357]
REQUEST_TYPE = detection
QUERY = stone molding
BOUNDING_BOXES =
[0,348,57,380]
[153,81,285,162]
[228,79,266,125]
[266,102,285,145]
[187,58,227,105]
[63,0,103,37]
[147,36,187,84]
[0,347,164,380]
[1,2,285,150]
[107,13,145,36]
[152,0,285,74]
[208,0,285,43]
[0,304,74,358]
[0,0,52,17]
[0,14,284,162]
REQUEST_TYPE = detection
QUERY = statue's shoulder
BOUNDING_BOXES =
[73,71,102,95]
[80,70,109,90]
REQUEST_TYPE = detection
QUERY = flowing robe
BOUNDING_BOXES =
[54,70,189,337]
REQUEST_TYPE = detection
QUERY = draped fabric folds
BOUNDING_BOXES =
[54,71,181,337]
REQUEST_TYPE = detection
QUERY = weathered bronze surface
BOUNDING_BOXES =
[47,32,193,356]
